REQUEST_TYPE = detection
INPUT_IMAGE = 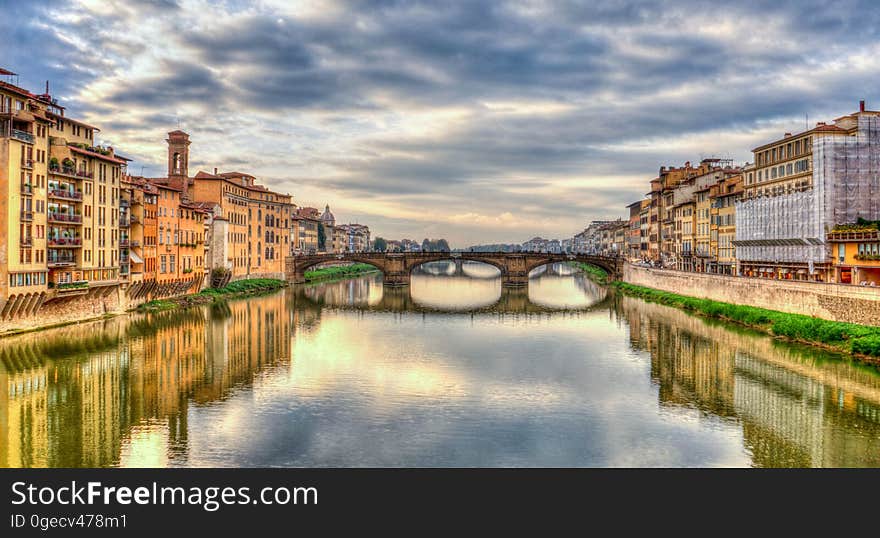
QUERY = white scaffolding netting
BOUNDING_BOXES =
[735,114,880,265]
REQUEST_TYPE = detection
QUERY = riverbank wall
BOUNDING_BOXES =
[622,264,880,327]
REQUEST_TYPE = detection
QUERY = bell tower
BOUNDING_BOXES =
[166,129,191,197]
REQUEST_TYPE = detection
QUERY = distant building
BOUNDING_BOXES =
[292,207,321,255]
[337,223,370,253]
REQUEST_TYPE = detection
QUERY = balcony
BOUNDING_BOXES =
[129,214,139,224]
[20,183,33,195]
[48,188,83,201]
[119,217,130,227]
[47,255,76,266]
[120,199,130,207]
[120,239,130,247]
[48,213,83,224]
[21,159,33,170]
[48,165,92,180]
[11,129,35,144]
[129,239,141,247]
[48,238,82,247]
[20,211,33,221]
[20,238,33,248]
[50,280,89,296]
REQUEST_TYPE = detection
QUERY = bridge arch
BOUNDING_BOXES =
[408,256,506,276]
[295,256,386,275]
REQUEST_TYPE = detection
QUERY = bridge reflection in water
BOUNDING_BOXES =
[1,261,879,467]
[298,261,609,313]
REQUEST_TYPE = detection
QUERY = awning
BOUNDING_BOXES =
[128,250,144,264]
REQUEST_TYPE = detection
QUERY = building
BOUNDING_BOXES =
[735,102,880,281]
[522,237,549,252]
[827,222,880,285]
[709,175,743,275]
[572,220,615,254]
[291,207,320,255]
[1,68,129,317]
[319,205,337,253]
[626,200,644,261]
[337,224,370,253]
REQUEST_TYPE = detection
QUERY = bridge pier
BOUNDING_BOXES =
[383,272,410,287]
[501,272,529,288]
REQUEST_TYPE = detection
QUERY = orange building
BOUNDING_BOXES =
[155,184,205,289]
[141,131,293,281]
[190,170,292,279]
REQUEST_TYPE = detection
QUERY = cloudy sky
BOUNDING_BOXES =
[2,0,879,246]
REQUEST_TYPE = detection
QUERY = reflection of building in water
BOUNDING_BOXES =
[0,293,291,467]
[620,296,880,467]
[1,363,48,467]
[301,273,383,308]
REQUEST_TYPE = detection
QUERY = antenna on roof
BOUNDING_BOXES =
[805,113,808,130]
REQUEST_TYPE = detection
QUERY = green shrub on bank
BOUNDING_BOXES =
[852,336,880,356]
[569,262,609,284]
[201,278,286,295]
[304,263,378,281]
[613,281,880,358]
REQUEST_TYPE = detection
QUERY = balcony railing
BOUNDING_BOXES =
[120,239,130,247]
[48,255,76,266]
[21,159,33,169]
[20,183,32,195]
[119,218,130,227]
[11,129,35,144]
[48,165,92,179]
[129,239,141,247]
[48,188,83,201]
[48,238,82,247]
[20,238,33,248]
[48,213,83,224]
[120,199,130,207]
[20,211,33,221]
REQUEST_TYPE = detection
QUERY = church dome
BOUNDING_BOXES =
[321,204,335,224]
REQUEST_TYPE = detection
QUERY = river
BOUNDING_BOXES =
[2,261,880,467]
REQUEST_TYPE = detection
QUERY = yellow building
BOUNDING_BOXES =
[1,68,127,319]
[827,223,880,285]
[694,186,712,272]
[709,175,743,275]
[673,200,695,271]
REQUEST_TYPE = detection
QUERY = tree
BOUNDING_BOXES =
[422,238,431,252]
[374,237,388,252]
[318,224,326,251]
[436,239,450,252]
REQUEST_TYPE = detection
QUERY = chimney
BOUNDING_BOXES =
[860,99,866,112]
[213,167,218,175]
[784,132,792,138]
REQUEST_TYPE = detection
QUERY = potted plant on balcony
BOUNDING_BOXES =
[49,156,59,170]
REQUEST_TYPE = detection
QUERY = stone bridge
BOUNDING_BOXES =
[286,252,622,287]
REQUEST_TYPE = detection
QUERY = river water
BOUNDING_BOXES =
[2,261,879,467]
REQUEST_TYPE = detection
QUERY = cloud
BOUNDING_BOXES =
[4,0,880,245]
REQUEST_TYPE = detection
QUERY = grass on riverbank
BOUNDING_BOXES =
[568,262,609,284]
[304,263,379,282]
[613,281,880,359]
[137,279,287,312]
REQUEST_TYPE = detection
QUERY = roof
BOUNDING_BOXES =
[68,145,126,164]
[0,67,17,76]
[192,170,289,197]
